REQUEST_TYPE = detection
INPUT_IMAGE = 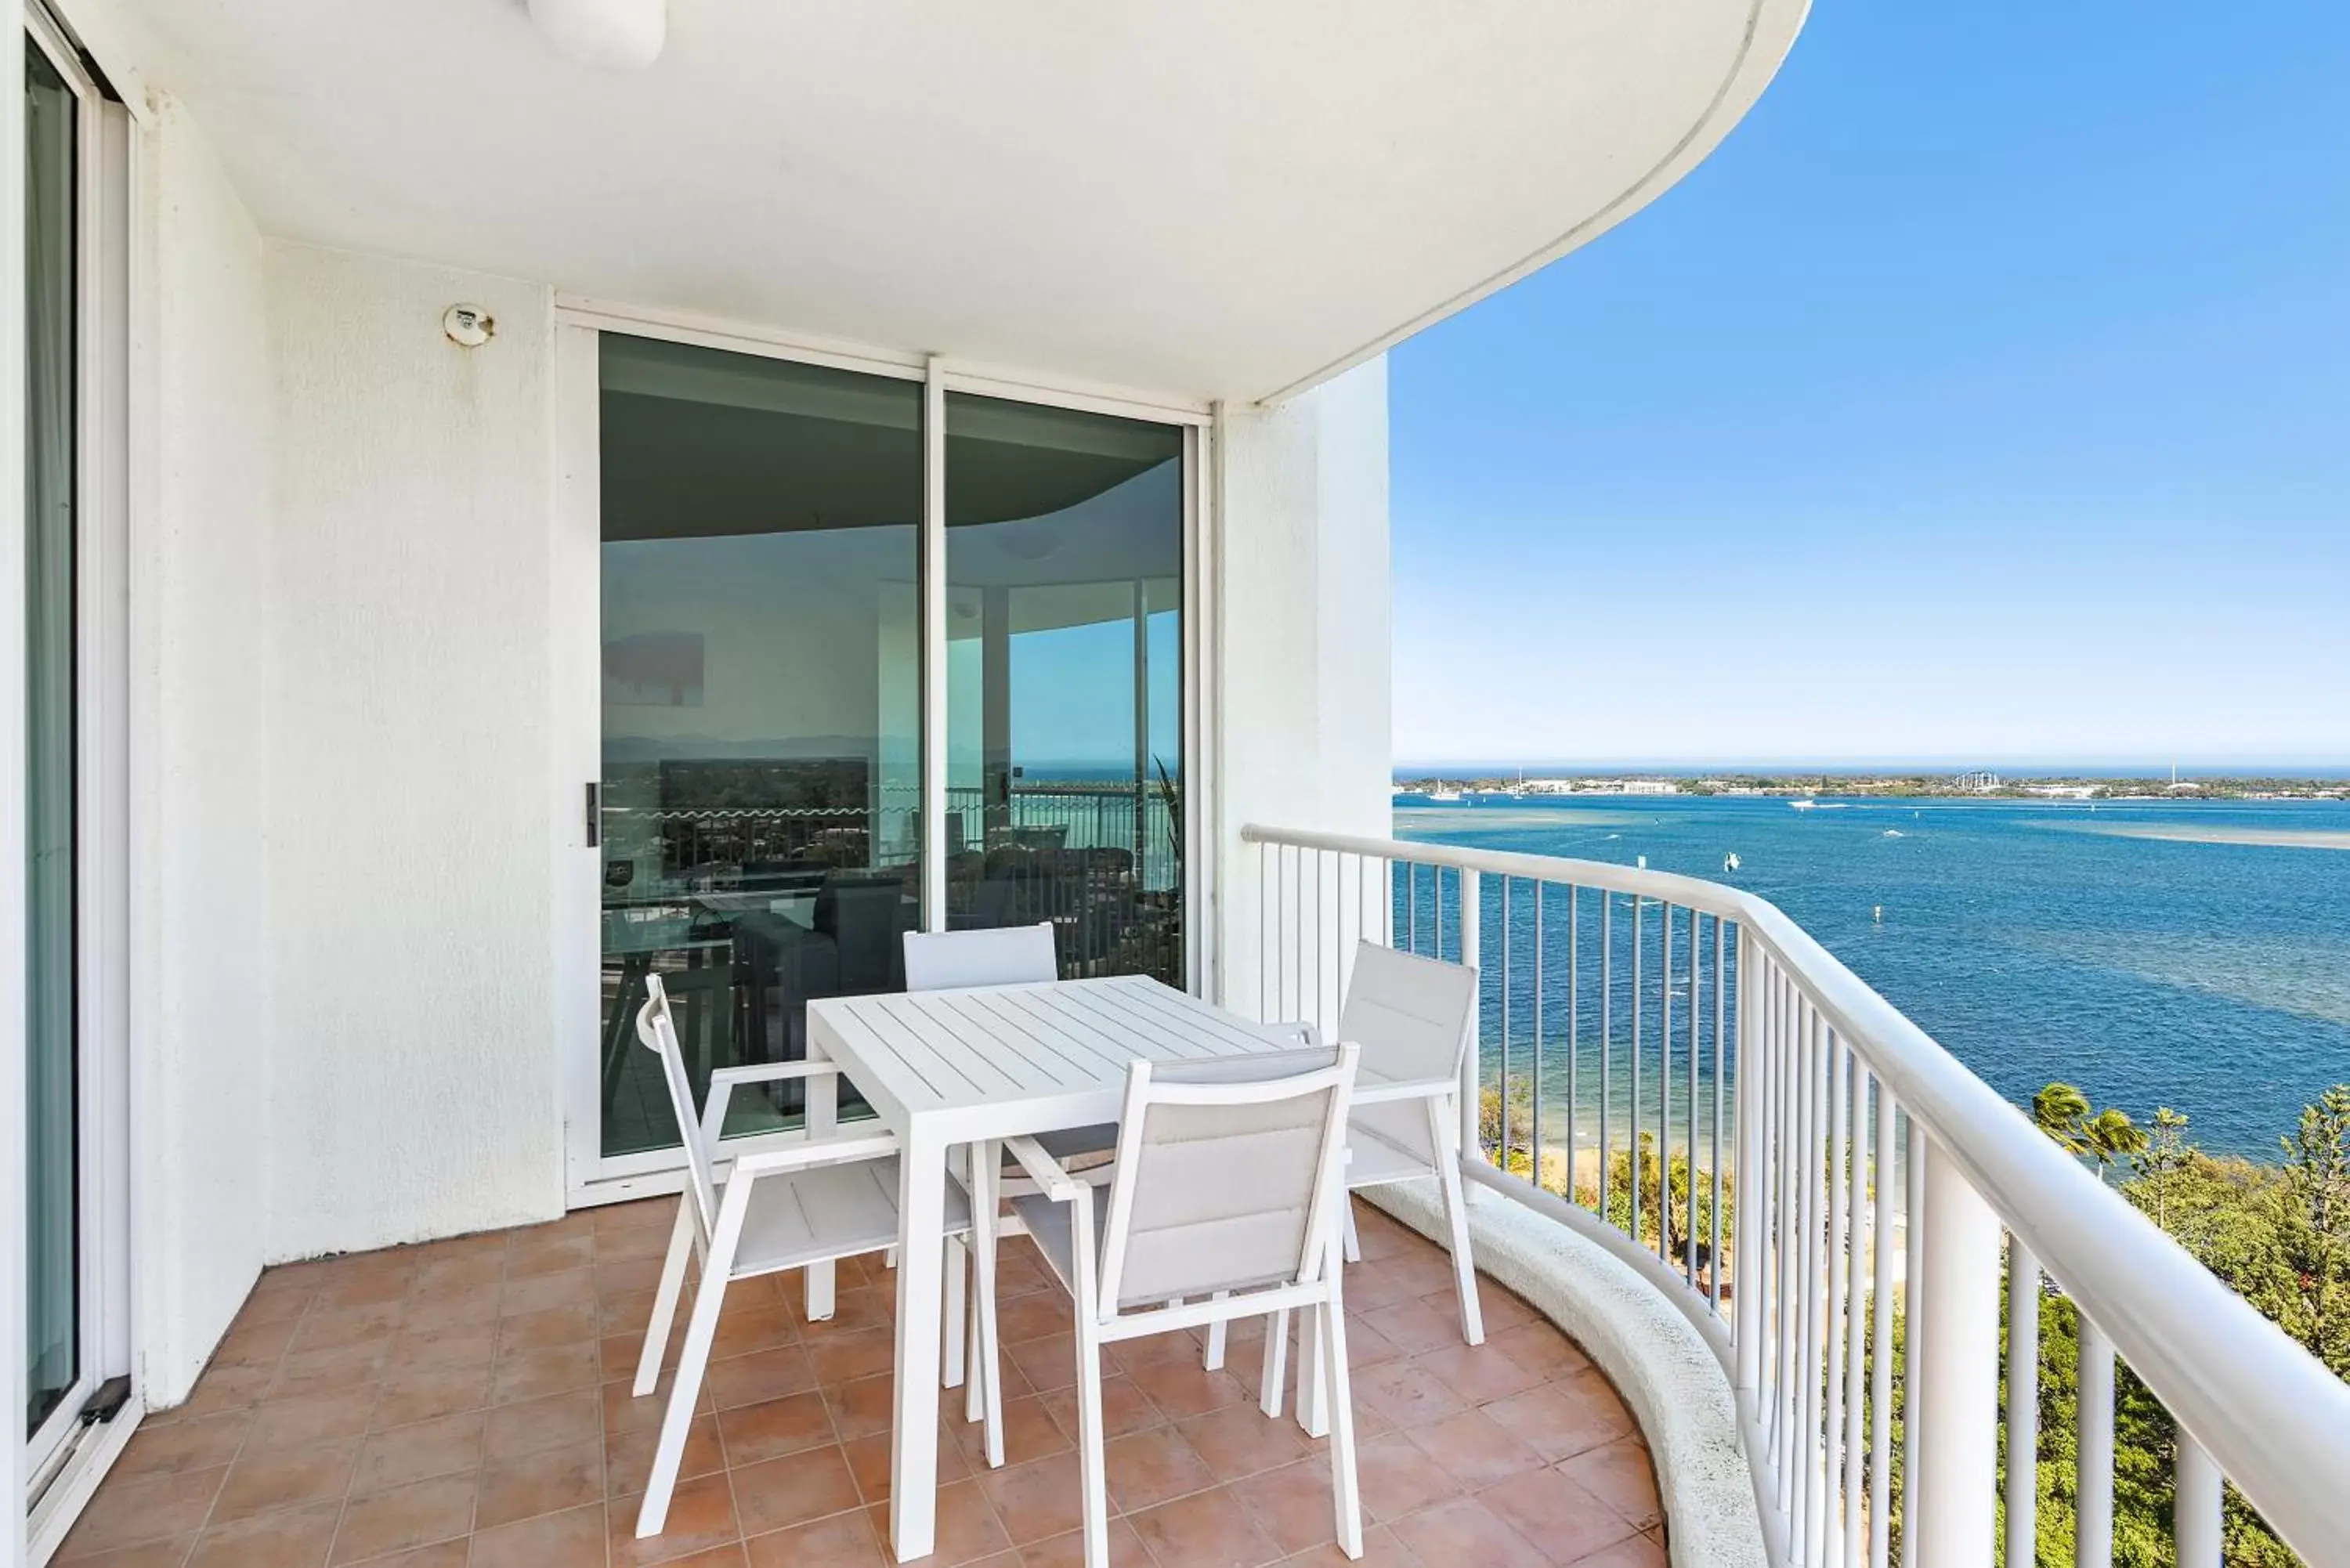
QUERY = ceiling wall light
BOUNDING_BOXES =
[529,0,667,70]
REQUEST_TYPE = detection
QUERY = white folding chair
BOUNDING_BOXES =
[1002,1044,1365,1568]
[627,975,1003,1537]
[1254,941,1485,1355]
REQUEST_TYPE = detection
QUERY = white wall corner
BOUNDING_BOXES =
[135,91,276,1404]
[1211,356,1390,1013]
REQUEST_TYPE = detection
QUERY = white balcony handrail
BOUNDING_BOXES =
[1240,822,2350,1563]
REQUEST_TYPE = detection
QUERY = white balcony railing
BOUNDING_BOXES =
[1240,824,2350,1568]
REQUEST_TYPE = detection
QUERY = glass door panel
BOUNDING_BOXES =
[24,34,80,1445]
[942,395,1184,983]
[597,336,921,1156]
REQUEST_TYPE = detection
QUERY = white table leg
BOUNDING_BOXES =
[889,1125,949,1562]
[804,1053,837,1321]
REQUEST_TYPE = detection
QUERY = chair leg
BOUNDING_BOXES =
[1342,1201,1362,1264]
[1430,1096,1485,1346]
[1202,1291,1230,1371]
[969,1141,1006,1467]
[1297,1302,1329,1439]
[1258,1307,1289,1419]
[1321,1288,1364,1559]
[634,1196,697,1397]
[944,1237,967,1390]
[636,1254,732,1537]
[1074,1322,1112,1568]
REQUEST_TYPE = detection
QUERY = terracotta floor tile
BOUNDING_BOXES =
[1125,1484,1284,1568]
[1403,1407,1545,1490]
[1015,1516,1152,1568]
[1389,1495,1551,1568]
[730,1443,863,1537]
[211,1437,361,1526]
[611,1470,743,1566]
[484,1387,602,1461]
[56,1466,226,1559]
[327,1472,476,1565]
[1227,1459,1343,1558]
[718,1390,837,1466]
[743,1509,888,1568]
[1475,1469,1640,1565]
[1102,1424,1214,1513]
[1353,1432,1460,1523]
[610,1412,728,1498]
[185,1501,342,1568]
[248,1386,378,1451]
[1556,1440,1661,1531]
[70,1197,1659,1568]
[975,1449,1086,1546]
[115,1412,253,1479]
[470,1501,608,1568]
[351,1411,486,1495]
[476,1436,605,1530]
[1176,1404,1310,1483]
[1480,1385,1629,1465]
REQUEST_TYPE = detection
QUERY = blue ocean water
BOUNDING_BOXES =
[1394,794,2350,1158]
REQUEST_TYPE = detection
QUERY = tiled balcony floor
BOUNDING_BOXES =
[61,1198,1662,1568]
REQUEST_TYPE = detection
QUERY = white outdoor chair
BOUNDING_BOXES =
[1001,1043,1365,1568]
[628,974,1003,1537]
[1253,941,1485,1353]
[902,919,1059,991]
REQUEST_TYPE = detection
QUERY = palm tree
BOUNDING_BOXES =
[2083,1107,2147,1186]
[2033,1082,2092,1156]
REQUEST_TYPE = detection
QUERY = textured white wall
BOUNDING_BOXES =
[264,245,563,1260]
[136,96,275,1404]
[1214,357,1393,1016]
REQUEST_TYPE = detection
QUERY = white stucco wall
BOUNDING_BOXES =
[1213,357,1394,1014]
[136,96,275,1404]
[263,245,564,1261]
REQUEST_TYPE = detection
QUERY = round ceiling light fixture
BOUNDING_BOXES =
[529,0,667,70]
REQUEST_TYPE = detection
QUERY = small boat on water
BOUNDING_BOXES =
[1789,798,1818,811]
[1426,786,1462,803]
[1883,829,1904,838]
[1723,852,1741,871]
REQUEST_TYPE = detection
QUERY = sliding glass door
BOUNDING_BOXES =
[944,395,1184,984]
[24,21,81,1454]
[585,334,1191,1169]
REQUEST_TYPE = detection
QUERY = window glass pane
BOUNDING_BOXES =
[943,395,1184,984]
[24,37,80,1438]
[598,337,921,1155]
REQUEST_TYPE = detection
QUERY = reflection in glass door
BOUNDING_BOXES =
[596,336,923,1157]
[24,27,81,1447]
[944,396,1185,984]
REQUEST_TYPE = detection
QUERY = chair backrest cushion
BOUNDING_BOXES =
[902,921,1058,992]
[1338,941,1478,1086]
[636,975,721,1242]
[1100,1045,1357,1312]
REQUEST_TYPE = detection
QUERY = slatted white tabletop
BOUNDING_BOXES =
[804,975,1289,1563]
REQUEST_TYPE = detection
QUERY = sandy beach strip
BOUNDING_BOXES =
[2071,823,2350,851]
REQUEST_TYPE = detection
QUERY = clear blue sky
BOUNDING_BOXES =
[1391,4,2350,771]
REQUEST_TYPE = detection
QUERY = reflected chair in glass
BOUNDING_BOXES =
[628,974,1003,1537]
[999,1044,1365,1567]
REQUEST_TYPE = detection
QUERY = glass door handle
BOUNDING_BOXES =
[586,782,602,847]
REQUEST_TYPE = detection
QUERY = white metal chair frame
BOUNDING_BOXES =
[629,975,1004,1536]
[1003,1045,1366,1568]
[1238,942,1484,1394]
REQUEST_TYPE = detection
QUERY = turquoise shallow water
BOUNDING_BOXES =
[1394,794,2350,1159]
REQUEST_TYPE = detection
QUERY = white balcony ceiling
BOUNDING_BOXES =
[114,0,1804,404]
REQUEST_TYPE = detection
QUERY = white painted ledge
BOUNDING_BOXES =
[1358,1181,1766,1568]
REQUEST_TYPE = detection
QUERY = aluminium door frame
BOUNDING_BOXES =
[551,298,1215,1205]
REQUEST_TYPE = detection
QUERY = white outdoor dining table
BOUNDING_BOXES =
[804,974,1294,1563]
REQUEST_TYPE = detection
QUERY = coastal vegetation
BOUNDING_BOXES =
[1397,771,2347,801]
[1478,1075,2349,1563]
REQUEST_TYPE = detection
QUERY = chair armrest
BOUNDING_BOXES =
[1002,1135,1086,1203]
[729,1129,901,1181]
[710,1060,840,1089]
